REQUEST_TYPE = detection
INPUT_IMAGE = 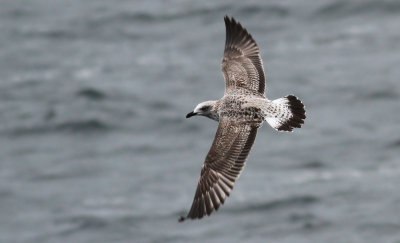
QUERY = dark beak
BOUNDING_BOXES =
[186,111,197,118]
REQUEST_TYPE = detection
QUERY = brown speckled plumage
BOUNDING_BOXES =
[181,16,306,221]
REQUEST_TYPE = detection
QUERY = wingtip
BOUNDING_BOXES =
[224,15,230,26]
[224,15,237,24]
[178,216,186,222]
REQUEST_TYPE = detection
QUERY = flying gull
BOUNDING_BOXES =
[180,16,306,221]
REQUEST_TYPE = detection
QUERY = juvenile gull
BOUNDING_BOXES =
[180,16,306,221]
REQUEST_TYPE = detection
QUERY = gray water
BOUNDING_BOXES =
[1,0,400,242]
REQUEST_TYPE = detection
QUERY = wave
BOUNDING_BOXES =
[147,100,173,110]
[238,5,290,18]
[228,195,319,214]
[359,89,399,100]
[7,119,111,136]
[288,212,316,223]
[358,222,400,234]
[288,212,330,230]
[31,166,104,182]
[55,215,109,236]
[314,0,400,18]
[91,3,289,26]
[19,28,78,40]
[387,138,400,149]
[76,88,106,101]
[55,119,110,132]
[296,160,325,169]
[0,189,13,198]
[93,5,229,25]
[19,4,290,42]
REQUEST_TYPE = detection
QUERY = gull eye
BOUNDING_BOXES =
[200,106,209,111]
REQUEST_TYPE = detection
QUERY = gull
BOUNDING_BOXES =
[180,16,306,221]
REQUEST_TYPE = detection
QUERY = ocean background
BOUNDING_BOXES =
[1,0,400,242]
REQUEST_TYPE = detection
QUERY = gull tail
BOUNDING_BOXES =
[265,95,306,132]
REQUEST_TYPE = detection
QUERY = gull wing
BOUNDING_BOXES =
[180,118,258,221]
[222,16,266,96]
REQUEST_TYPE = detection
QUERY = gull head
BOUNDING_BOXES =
[186,100,218,121]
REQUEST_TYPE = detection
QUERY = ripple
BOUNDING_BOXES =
[315,0,348,17]
[238,5,290,17]
[359,222,400,234]
[314,0,400,18]
[387,138,400,149]
[76,88,106,101]
[361,90,399,100]
[55,119,110,132]
[147,100,173,110]
[288,212,316,222]
[31,166,103,182]
[7,119,112,136]
[92,5,229,25]
[0,189,14,198]
[299,160,326,169]
[229,195,319,214]
[19,28,78,40]
[288,212,330,230]
[55,215,109,236]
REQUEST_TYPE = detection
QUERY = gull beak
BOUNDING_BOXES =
[186,111,197,118]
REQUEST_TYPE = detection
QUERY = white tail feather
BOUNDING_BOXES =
[265,95,306,132]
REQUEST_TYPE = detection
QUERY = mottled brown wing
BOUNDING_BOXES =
[181,118,258,221]
[222,16,266,95]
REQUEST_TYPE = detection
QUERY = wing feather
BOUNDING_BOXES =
[222,16,266,95]
[182,118,258,220]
